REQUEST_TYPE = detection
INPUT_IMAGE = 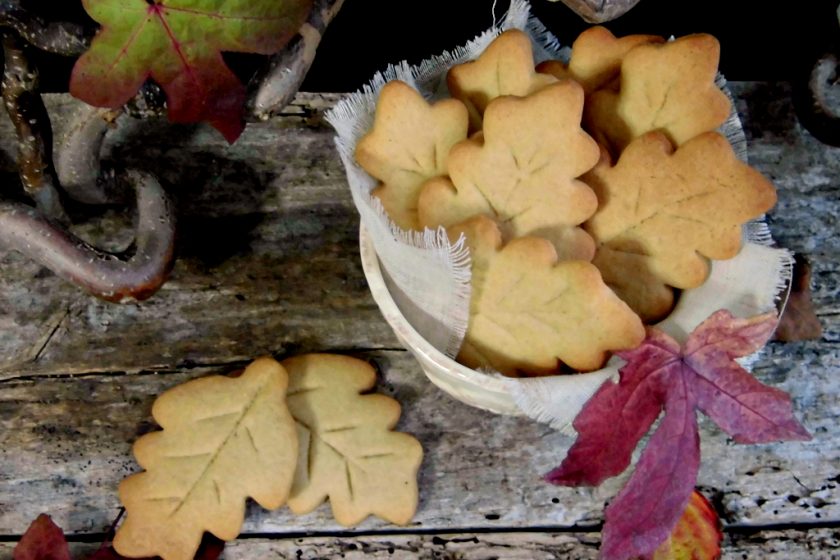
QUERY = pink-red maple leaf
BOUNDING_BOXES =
[70,0,312,142]
[546,310,810,560]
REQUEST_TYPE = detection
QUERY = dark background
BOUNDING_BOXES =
[24,0,840,91]
[300,0,839,90]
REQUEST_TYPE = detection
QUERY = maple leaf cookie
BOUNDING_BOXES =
[419,81,600,261]
[447,29,557,131]
[537,26,664,94]
[584,131,777,318]
[450,216,645,375]
[355,81,468,230]
[585,34,731,155]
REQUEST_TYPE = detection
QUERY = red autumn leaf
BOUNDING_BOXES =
[601,372,700,560]
[13,514,71,560]
[651,490,722,560]
[545,333,675,486]
[547,309,810,560]
[70,0,312,142]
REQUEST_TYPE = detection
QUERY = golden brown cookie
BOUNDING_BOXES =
[450,216,645,375]
[284,354,423,527]
[355,80,468,230]
[114,358,298,560]
[418,81,600,261]
[584,131,777,295]
[537,26,664,94]
[592,246,675,324]
[447,29,557,131]
[584,34,731,155]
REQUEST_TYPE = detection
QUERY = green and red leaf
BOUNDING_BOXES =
[70,0,312,142]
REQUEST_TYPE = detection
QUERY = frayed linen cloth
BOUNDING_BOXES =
[326,0,793,433]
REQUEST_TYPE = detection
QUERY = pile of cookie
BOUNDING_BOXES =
[112,355,423,560]
[356,27,777,377]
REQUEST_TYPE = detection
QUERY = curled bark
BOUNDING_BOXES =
[0,170,176,302]
[55,104,127,205]
[246,0,345,120]
[1,30,66,220]
[0,0,91,56]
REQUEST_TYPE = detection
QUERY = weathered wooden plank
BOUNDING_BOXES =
[1,528,839,559]
[0,93,400,378]
[0,84,838,557]
[0,84,838,377]
[0,344,836,537]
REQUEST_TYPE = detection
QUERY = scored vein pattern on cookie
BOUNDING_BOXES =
[451,216,645,376]
[283,354,423,527]
[355,81,468,231]
[584,131,777,319]
[114,358,298,560]
[419,81,601,261]
[584,33,732,156]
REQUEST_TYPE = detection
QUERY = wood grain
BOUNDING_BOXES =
[0,84,838,558]
[1,529,838,559]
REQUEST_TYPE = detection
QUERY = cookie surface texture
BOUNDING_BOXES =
[584,131,777,292]
[284,354,423,527]
[419,81,600,261]
[447,29,557,130]
[355,80,468,230]
[451,216,645,376]
[585,33,731,154]
[592,246,675,324]
[114,357,298,560]
[537,26,664,94]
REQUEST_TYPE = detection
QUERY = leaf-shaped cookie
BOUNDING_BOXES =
[114,358,298,560]
[418,81,600,261]
[355,80,468,230]
[447,29,557,131]
[537,26,664,94]
[584,34,731,155]
[284,354,423,526]
[584,131,777,292]
[452,216,645,375]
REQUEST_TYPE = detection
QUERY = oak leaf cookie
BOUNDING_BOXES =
[584,131,777,299]
[283,354,423,527]
[114,358,298,560]
[447,29,557,131]
[419,81,600,261]
[451,216,645,376]
[355,80,468,230]
[537,26,664,94]
[584,33,731,155]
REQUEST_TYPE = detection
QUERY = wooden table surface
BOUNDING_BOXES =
[0,83,838,559]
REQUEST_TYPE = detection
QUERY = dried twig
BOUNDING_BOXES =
[0,170,176,302]
[246,0,345,120]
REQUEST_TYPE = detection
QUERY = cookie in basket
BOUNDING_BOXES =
[447,28,557,131]
[537,26,664,94]
[355,80,468,231]
[449,215,645,376]
[419,80,600,261]
[584,131,777,320]
[584,33,731,155]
